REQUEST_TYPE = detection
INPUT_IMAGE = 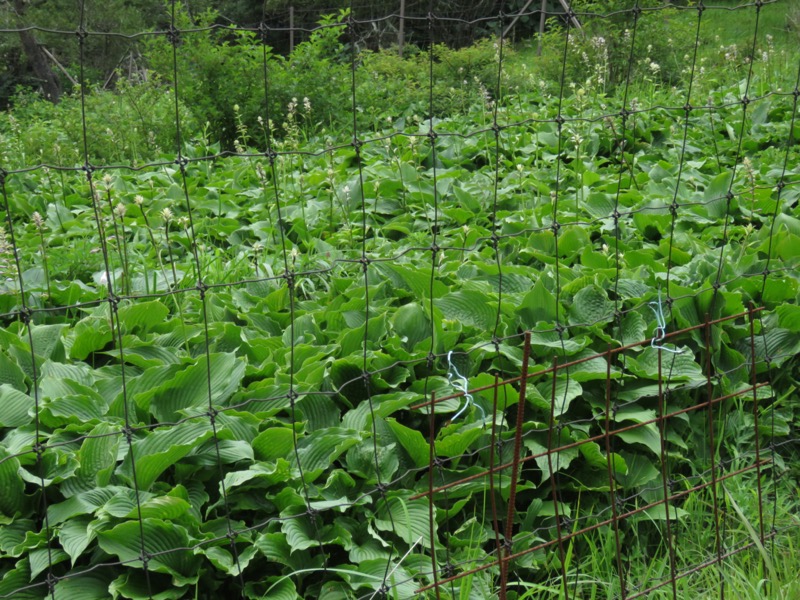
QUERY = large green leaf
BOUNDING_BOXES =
[117,300,170,333]
[373,493,435,548]
[148,352,246,421]
[569,285,614,326]
[0,384,33,427]
[48,487,125,525]
[53,572,112,600]
[118,420,214,491]
[58,516,95,565]
[434,426,483,458]
[519,276,558,327]
[251,428,295,461]
[0,351,26,392]
[74,422,120,491]
[391,302,430,349]
[626,347,704,382]
[703,170,733,219]
[0,447,25,520]
[436,290,496,330]
[294,428,361,482]
[386,419,429,468]
[0,560,38,599]
[199,545,257,577]
[97,519,201,583]
[68,318,113,360]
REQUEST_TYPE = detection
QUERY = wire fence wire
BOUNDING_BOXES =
[0,0,798,599]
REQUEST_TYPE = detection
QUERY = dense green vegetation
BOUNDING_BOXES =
[0,1,799,599]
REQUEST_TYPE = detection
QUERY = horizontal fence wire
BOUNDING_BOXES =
[0,0,798,599]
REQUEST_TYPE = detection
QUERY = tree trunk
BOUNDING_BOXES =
[14,0,61,103]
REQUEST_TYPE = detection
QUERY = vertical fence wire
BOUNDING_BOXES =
[78,0,152,598]
[169,2,247,592]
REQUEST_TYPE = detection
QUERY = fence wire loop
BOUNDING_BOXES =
[447,350,484,423]
[649,286,683,354]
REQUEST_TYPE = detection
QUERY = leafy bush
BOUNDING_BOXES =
[0,81,196,167]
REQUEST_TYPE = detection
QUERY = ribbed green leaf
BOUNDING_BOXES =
[616,424,662,456]
[187,439,253,467]
[391,303,430,349]
[0,561,38,599]
[745,327,800,369]
[616,452,660,489]
[40,394,107,427]
[373,493,434,548]
[536,377,583,417]
[200,545,257,577]
[148,352,246,421]
[102,343,180,369]
[47,487,122,525]
[630,504,688,522]
[0,384,33,427]
[58,516,94,565]
[253,532,320,573]
[19,446,80,486]
[350,558,417,598]
[124,496,190,521]
[0,519,33,554]
[222,460,293,491]
[118,420,213,491]
[437,290,495,330]
[108,570,187,599]
[386,419,429,468]
[626,347,704,382]
[29,547,68,580]
[261,577,299,600]
[569,285,614,326]
[577,440,627,476]
[53,572,112,600]
[525,432,580,480]
[519,277,558,327]
[29,324,66,362]
[281,508,320,552]
[435,426,482,458]
[704,170,733,219]
[117,300,170,333]
[75,423,120,490]
[616,311,647,345]
[294,428,361,481]
[68,318,113,360]
[0,351,26,392]
[252,428,295,461]
[0,447,25,520]
[97,518,201,583]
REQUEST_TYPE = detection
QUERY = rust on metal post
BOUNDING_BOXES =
[704,314,725,599]
[489,374,507,600]
[428,391,440,599]
[546,355,570,600]
[503,333,531,559]
[748,303,765,545]
[657,347,678,599]
[604,344,627,599]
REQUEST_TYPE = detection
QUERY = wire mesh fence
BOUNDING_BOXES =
[0,0,798,598]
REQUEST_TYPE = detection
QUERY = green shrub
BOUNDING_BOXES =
[0,80,196,167]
